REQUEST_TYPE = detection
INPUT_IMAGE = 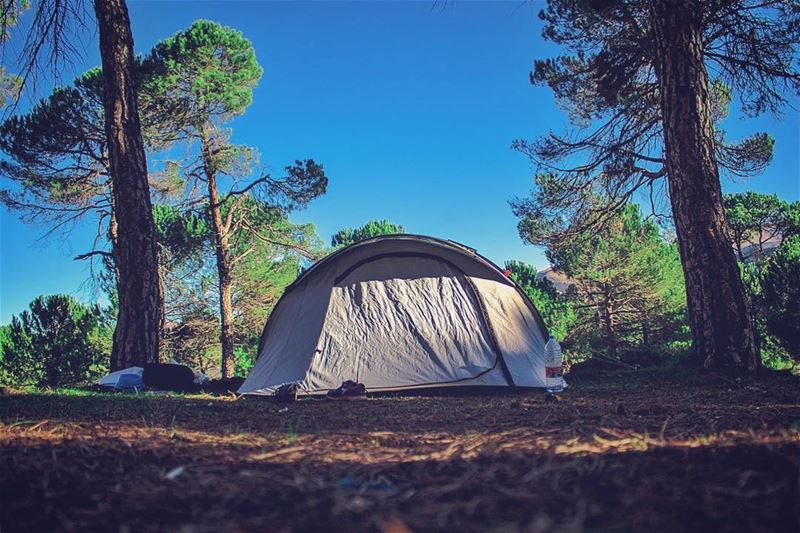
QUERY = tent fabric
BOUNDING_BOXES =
[97,366,144,391]
[238,235,552,395]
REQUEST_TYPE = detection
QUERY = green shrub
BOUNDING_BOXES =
[760,235,800,362]
[233,346,255,377]
[504,260,576,343]
[0,295,111,387]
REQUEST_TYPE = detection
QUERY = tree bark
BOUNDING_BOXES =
[201,134,235,379]
[106,175,121,290]
[602,283,617,357]
[93,0,162,370]
[650,0,759,373]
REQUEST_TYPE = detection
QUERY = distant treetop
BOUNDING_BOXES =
[331,219,404,248]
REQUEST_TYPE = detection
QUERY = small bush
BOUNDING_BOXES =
[0,295,111,388]
[760,235,800,361]
[233,346,255,377]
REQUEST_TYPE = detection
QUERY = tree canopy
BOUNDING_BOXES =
[0,0,27,108]
[0,69,108,237]
[724,191,796,263]
[331,219,405,248]
[144,19,263,129]
[512,0,797,244]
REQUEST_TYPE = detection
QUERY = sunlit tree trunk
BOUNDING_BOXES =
[201,132,235,379]
[650,0,758,373]
[94,0,162,370]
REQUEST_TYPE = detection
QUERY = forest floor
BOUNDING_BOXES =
[1,367,799,532]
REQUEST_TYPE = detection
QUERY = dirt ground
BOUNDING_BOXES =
[1,367,799,532]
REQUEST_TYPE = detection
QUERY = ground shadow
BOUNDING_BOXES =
[1,433,797,532]
[2,368,798,531]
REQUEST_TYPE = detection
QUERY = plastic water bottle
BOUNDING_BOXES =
[544,336,564,394]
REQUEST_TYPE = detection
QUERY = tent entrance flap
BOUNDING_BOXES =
[304,256,507,391]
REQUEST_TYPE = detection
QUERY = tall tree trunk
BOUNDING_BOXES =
[602,283,617,357]
[201,135,235,379]
[650,0,758,373]
[94,0,162,371]
[106,170,163,353]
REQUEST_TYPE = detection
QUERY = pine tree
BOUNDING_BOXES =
[1,0,165,371]
[145,21,327,377]
[0,64,182,357]
[512,0,798,373]
[546,204,686,359]
[155,200,320,376]
[504,260,576,343]
[724,192,794,263]
[0,294,111,387]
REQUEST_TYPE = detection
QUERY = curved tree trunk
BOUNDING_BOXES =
[650,0,759,373]
[94,0,162,370]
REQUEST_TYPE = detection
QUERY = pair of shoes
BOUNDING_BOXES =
[326,380,367,400]
[274,383,300,403]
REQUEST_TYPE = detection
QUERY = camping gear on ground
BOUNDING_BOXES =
[99,364,210,393]
[326,380,367,401]
[199,376,245,394]
[544,336,565,394]
[116,373,145,391]
[193,370,209,385]
[239,235,561,397]
[273,383,300,403]
[97,367,144,391]
[142,363,195,392]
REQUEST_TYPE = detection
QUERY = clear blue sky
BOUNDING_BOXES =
[1,1,798,323]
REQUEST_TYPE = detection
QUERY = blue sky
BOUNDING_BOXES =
[1,1,798,323]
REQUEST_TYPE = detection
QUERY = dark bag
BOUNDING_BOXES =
[198,377,245,394]
[274,383,300,403]
[142,363,195,392]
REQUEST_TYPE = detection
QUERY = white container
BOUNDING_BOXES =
[544,336,564,394]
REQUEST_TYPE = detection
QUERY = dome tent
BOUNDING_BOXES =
[238,235,555,396]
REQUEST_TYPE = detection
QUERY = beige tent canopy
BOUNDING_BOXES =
[238,235,552,395]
